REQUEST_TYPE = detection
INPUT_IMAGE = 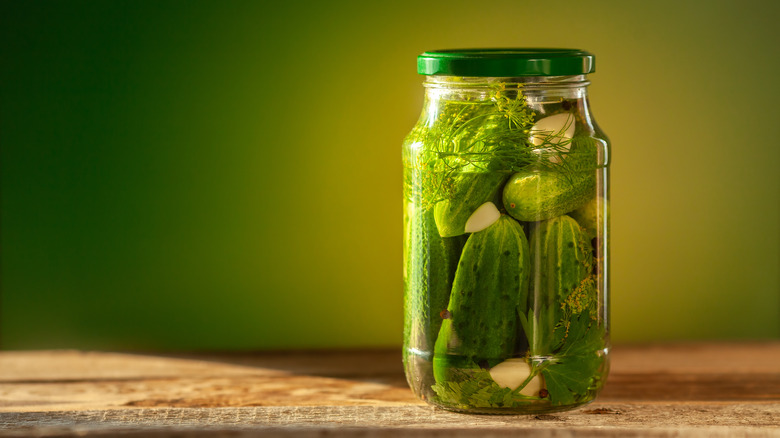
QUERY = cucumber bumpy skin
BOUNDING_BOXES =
[433,215,530,383]
[502,169,594,222]
[528,215,595,353]
[404,206,467,356]
[503,136,600,222]
[434,172,508,237]
[403,205,467,395]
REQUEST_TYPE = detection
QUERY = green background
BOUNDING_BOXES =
[2,0,778,350]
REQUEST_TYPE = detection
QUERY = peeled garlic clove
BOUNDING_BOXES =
[464,202,500,233]
[489,358,545,396]
[529,113,575,147]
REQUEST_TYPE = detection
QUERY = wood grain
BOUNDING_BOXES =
[0,342,778,436]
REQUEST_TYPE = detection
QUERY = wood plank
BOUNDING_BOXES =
[0,349,418,412]
[1,405,779,437]
[0,343,778,436]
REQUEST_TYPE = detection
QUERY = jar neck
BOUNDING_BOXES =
[414,74,599,139]
[423,75,590,118]
[423,74,590,107]
[419,75,592,127]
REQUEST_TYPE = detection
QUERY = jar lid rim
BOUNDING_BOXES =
[417,48,595,77]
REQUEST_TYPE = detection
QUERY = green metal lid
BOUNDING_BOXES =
[417,48,595,77]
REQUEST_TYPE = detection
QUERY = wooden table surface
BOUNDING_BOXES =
[1,342,779,437]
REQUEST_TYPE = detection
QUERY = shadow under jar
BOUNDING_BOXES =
[402,49,610,414]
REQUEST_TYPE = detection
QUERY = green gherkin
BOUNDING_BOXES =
[502,169,595,222]
[433,215,530,383]
[503,136,599,222]
[433,172,508,237]
[403,205,467,393]
[528,215,595,354]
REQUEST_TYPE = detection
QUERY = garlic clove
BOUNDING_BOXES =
[529,113,575,147]
[489,358,545,396]
[464,202,500,233]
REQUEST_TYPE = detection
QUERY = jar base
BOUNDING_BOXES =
[426,397,597,415]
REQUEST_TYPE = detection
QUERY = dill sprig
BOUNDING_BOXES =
[405,83,588,209]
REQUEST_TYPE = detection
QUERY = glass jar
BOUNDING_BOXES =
[402,49,610,414]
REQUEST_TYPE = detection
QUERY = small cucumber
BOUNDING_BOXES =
[433,215,530,383]
[403,204,468,394]
[528,215,595,353]
[570,196,606,242]
[434,172,508,237]
[503,136,599,222]
[404,206,467,354]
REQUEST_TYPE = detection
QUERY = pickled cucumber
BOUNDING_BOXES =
[433,215,530,382]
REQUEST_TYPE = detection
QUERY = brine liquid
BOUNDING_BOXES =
[403,84,610,414]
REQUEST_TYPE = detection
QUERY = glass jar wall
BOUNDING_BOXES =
[402,49,610,414]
